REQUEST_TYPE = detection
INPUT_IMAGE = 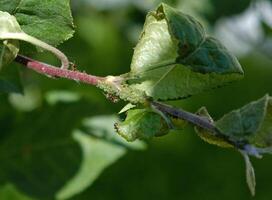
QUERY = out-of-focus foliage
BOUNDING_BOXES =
[1,0,272,200]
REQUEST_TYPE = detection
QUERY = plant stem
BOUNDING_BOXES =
[151,101,217,132]
[14,54,245,149]
[15,54,105,85]
[2,33,69,69]
[151,101,244,148]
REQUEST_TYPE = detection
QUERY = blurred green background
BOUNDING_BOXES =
[1,0,272,199]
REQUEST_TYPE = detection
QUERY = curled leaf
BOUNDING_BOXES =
[0,40,19,70]
[115,108,169,142]
[126,3,243,101]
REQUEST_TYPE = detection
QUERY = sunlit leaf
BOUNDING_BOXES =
[119,103,136,114]
[126,3,243,100]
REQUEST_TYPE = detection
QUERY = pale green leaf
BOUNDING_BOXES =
[126,3,243,100]
[0,11,20,69]
[119,103,136,114]
[56,115,145,199]
[56,130,126,200]
[0,11,22,34]
[82,115,146,150]
[8,86,41,111]
[45,90,81,105]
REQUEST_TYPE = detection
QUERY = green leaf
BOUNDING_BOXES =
[216,94,272,147]
[115,108,169,142]
[0,106,82,199]
[0,184,35,200]
[0,10,70,69]
[119,103,136,114]
[0,11,22,34]
[0,108,145,199]
[126,3,243,100]
[0,11,20,69]
[0,40,19,70]
[194,95,272,149]
[56,115,145,199]
[240,151,256,196]
[195,107,233,148]
[0,63,22,93]
[45,90,81,105]
[82,115,146,150]
[0,0,74,46]
[56,130,126,200]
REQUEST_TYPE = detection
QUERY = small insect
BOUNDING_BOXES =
[104,93,120,103]
[69,62,78,71]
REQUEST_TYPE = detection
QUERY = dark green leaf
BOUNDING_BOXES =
[194,95,272,149]
[126,3,243,100]
[0,0,74,46]
[216,94,272,147]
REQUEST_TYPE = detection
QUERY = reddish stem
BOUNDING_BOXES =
[15,54,105,85]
